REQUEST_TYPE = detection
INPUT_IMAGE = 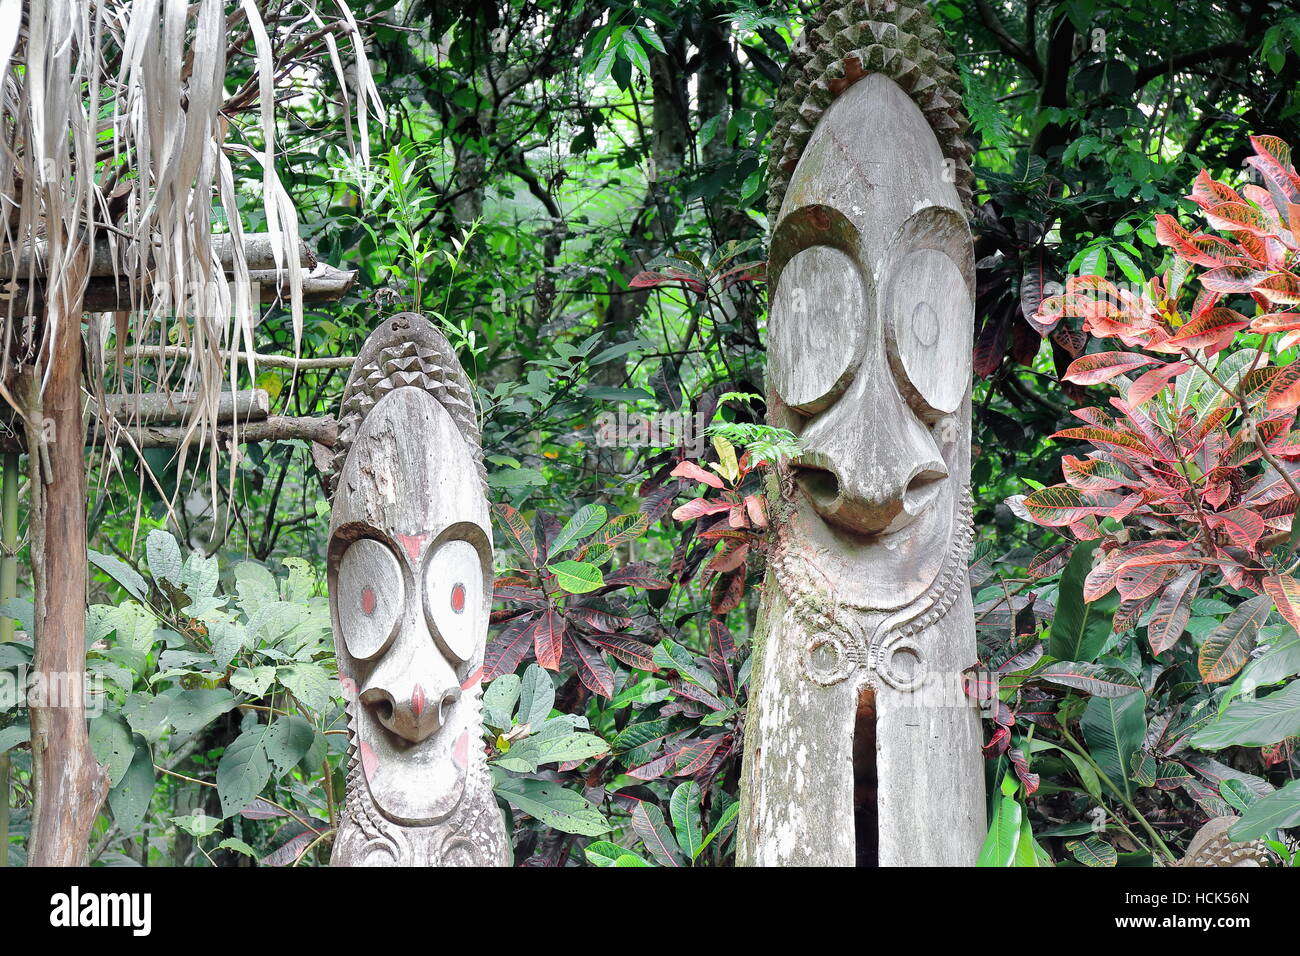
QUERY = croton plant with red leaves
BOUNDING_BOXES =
[1019,134,1300,676]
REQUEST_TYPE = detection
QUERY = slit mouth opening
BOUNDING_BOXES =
[853,685,878,868]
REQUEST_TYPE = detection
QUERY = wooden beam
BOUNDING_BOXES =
[1,232,317,277]
[0,414,336,453]
[98,389,270,425]
[116,346,357,371]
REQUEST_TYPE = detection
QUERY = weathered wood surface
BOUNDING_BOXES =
[738,3,984,867]
[1,232,316,276]
[98,389,270,425]
[326,312,507,866]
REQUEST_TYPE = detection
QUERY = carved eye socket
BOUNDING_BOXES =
[337,539,404,661]
[424,539,484,664]
[885,248,972,419]
[769,245,865,415]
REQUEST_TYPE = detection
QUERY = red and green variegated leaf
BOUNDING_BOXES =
[601,561,671,590]
[1256,272,1300,306]
[1189,169,1244,209]
[1061,455,1129,490]
[531,608,567,671]
[706,541,750,574]
[1156,214,1230,267]
[630,801,683,866]
[1115,554,1235,573]
[674,736,724,776]
[670,459,726,489]
[570,638,614,698]
[586,633,658,671]
[1249,312,1300,333]
[1114,593,1158,632]
[493,503,539,566]
[671,498,734,522]
[1050,426,1152,457]
[630,269,706,293]
[1213,508,1265,549]
[1266,359,1300,411]
[1116,563,1174,602]
[1245,460,1300,504]
[1248,135,1300,208]
[1262,574,1300,634]
[565,606,634,634]
[743,494,768,529]
[627,753,675,780]
[1021,486,1123,527]
[1148,570,1201,656]
[1166,308,1249,350]
[1036,663,1141,697]
[1062,351,1160,385]
[1199,266,1273,293]
[1203,202,1276,238]
[1027,543,1073,578]
[484,613,540,680]
[1127,361,1189,407]
[1198,595,1271,683]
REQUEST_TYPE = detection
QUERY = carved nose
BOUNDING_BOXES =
[794,454,947,535]
[361,682,461,744]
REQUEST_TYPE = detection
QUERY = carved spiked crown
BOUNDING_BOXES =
[768,0,974,217]
[327,312,487,495]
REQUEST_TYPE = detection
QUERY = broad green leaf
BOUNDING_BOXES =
[0,721,29,754]
[170,814,222,838]
[265,716,316,777]
[631,800,682,866]
[88,549,148,601]
[493,777,609,837]
[89,712,135,788]
[217,838,258,858]
[583,840,634,866]
[108,734,155,832]
[1049,540,1119,663]
[482,673,521,730]
[1037,662,1140,697]
[1192,681,1300,749]
[1068,835,1118,866]
[121,692,171,741]
[547,560,604,594]
[549,505,607,557]
[145,529,183,588]
[518,664,555,729]
[670,781,704,860]
[276,663,336,712]
[216,723,273,817]
[1081,691,1147,801]
[1228,778,1300,841]
[169,688,237,738]
[696,799,741,858]
[229,665,277,698]
[977,783,1022,866]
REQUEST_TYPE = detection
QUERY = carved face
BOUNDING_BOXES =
[328,385,492,824]
[767,73,975,610]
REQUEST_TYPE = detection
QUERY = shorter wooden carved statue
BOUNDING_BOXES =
[326,312,508,866]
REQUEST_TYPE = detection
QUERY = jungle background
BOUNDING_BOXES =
[3,0,1300,867]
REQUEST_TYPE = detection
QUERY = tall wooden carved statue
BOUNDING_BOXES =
[738,1,984,866]
[326,312,509,866]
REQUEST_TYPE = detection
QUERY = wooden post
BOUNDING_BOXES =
[21,244,109,866]
[0,450,16,865]
[737,1,984,866]
[326,312,508,866]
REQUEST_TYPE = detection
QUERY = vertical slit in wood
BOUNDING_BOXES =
[853,685,878,867]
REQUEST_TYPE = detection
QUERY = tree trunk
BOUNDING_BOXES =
[23,245,108,866]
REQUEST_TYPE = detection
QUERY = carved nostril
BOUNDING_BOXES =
[902,463,947,516]
[793,465,840,508]
[438,686,462,725]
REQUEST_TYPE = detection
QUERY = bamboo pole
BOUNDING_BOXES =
[0,451,16,866]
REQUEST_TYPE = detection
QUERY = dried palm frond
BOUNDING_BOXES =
[0,0,381,472]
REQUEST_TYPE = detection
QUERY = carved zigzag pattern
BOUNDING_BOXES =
[326,336,488,494]
[768,0,974,216]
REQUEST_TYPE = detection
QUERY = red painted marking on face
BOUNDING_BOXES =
[411,683,426,718]
[340,676,358,699]
[450,582,466,613]
[360,740,378,781]
[396,533,426,563]
[360,586,376,616]
[460,666,483,692]
[453,731,469,770]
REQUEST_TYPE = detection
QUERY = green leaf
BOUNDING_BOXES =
[631,800,683,866]
[216,723,273,818]
[145,529,183,588]
[696,799,740,858]
[216,838,258,858]
[977,781,1022,866]
[1049,540,1118,663]
[276,663,336,712]
[549,505,607,557]
[0,721,29,754]
[89,712,135,788]
[1191,680,1300,749]
[265,716,316,777]
[1081,691,1147,801]
[170,814,221,838]
[583,840,637,866]
[229,665,277,698]
[518,664,555,729]
[88,549,148,601]
[1228,778,1300,841]
[482,674,521,730]
[670,780,704,860]
[1068,835,1118,866]
[169,688,237,738]
[547,560,605,594]
[108,734,155,833]
[493,777,610,837]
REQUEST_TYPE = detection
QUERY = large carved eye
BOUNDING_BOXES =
[768,245,865,414]
[424,538,484,664]
[883,208,974,421]
[337,539,404,661]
